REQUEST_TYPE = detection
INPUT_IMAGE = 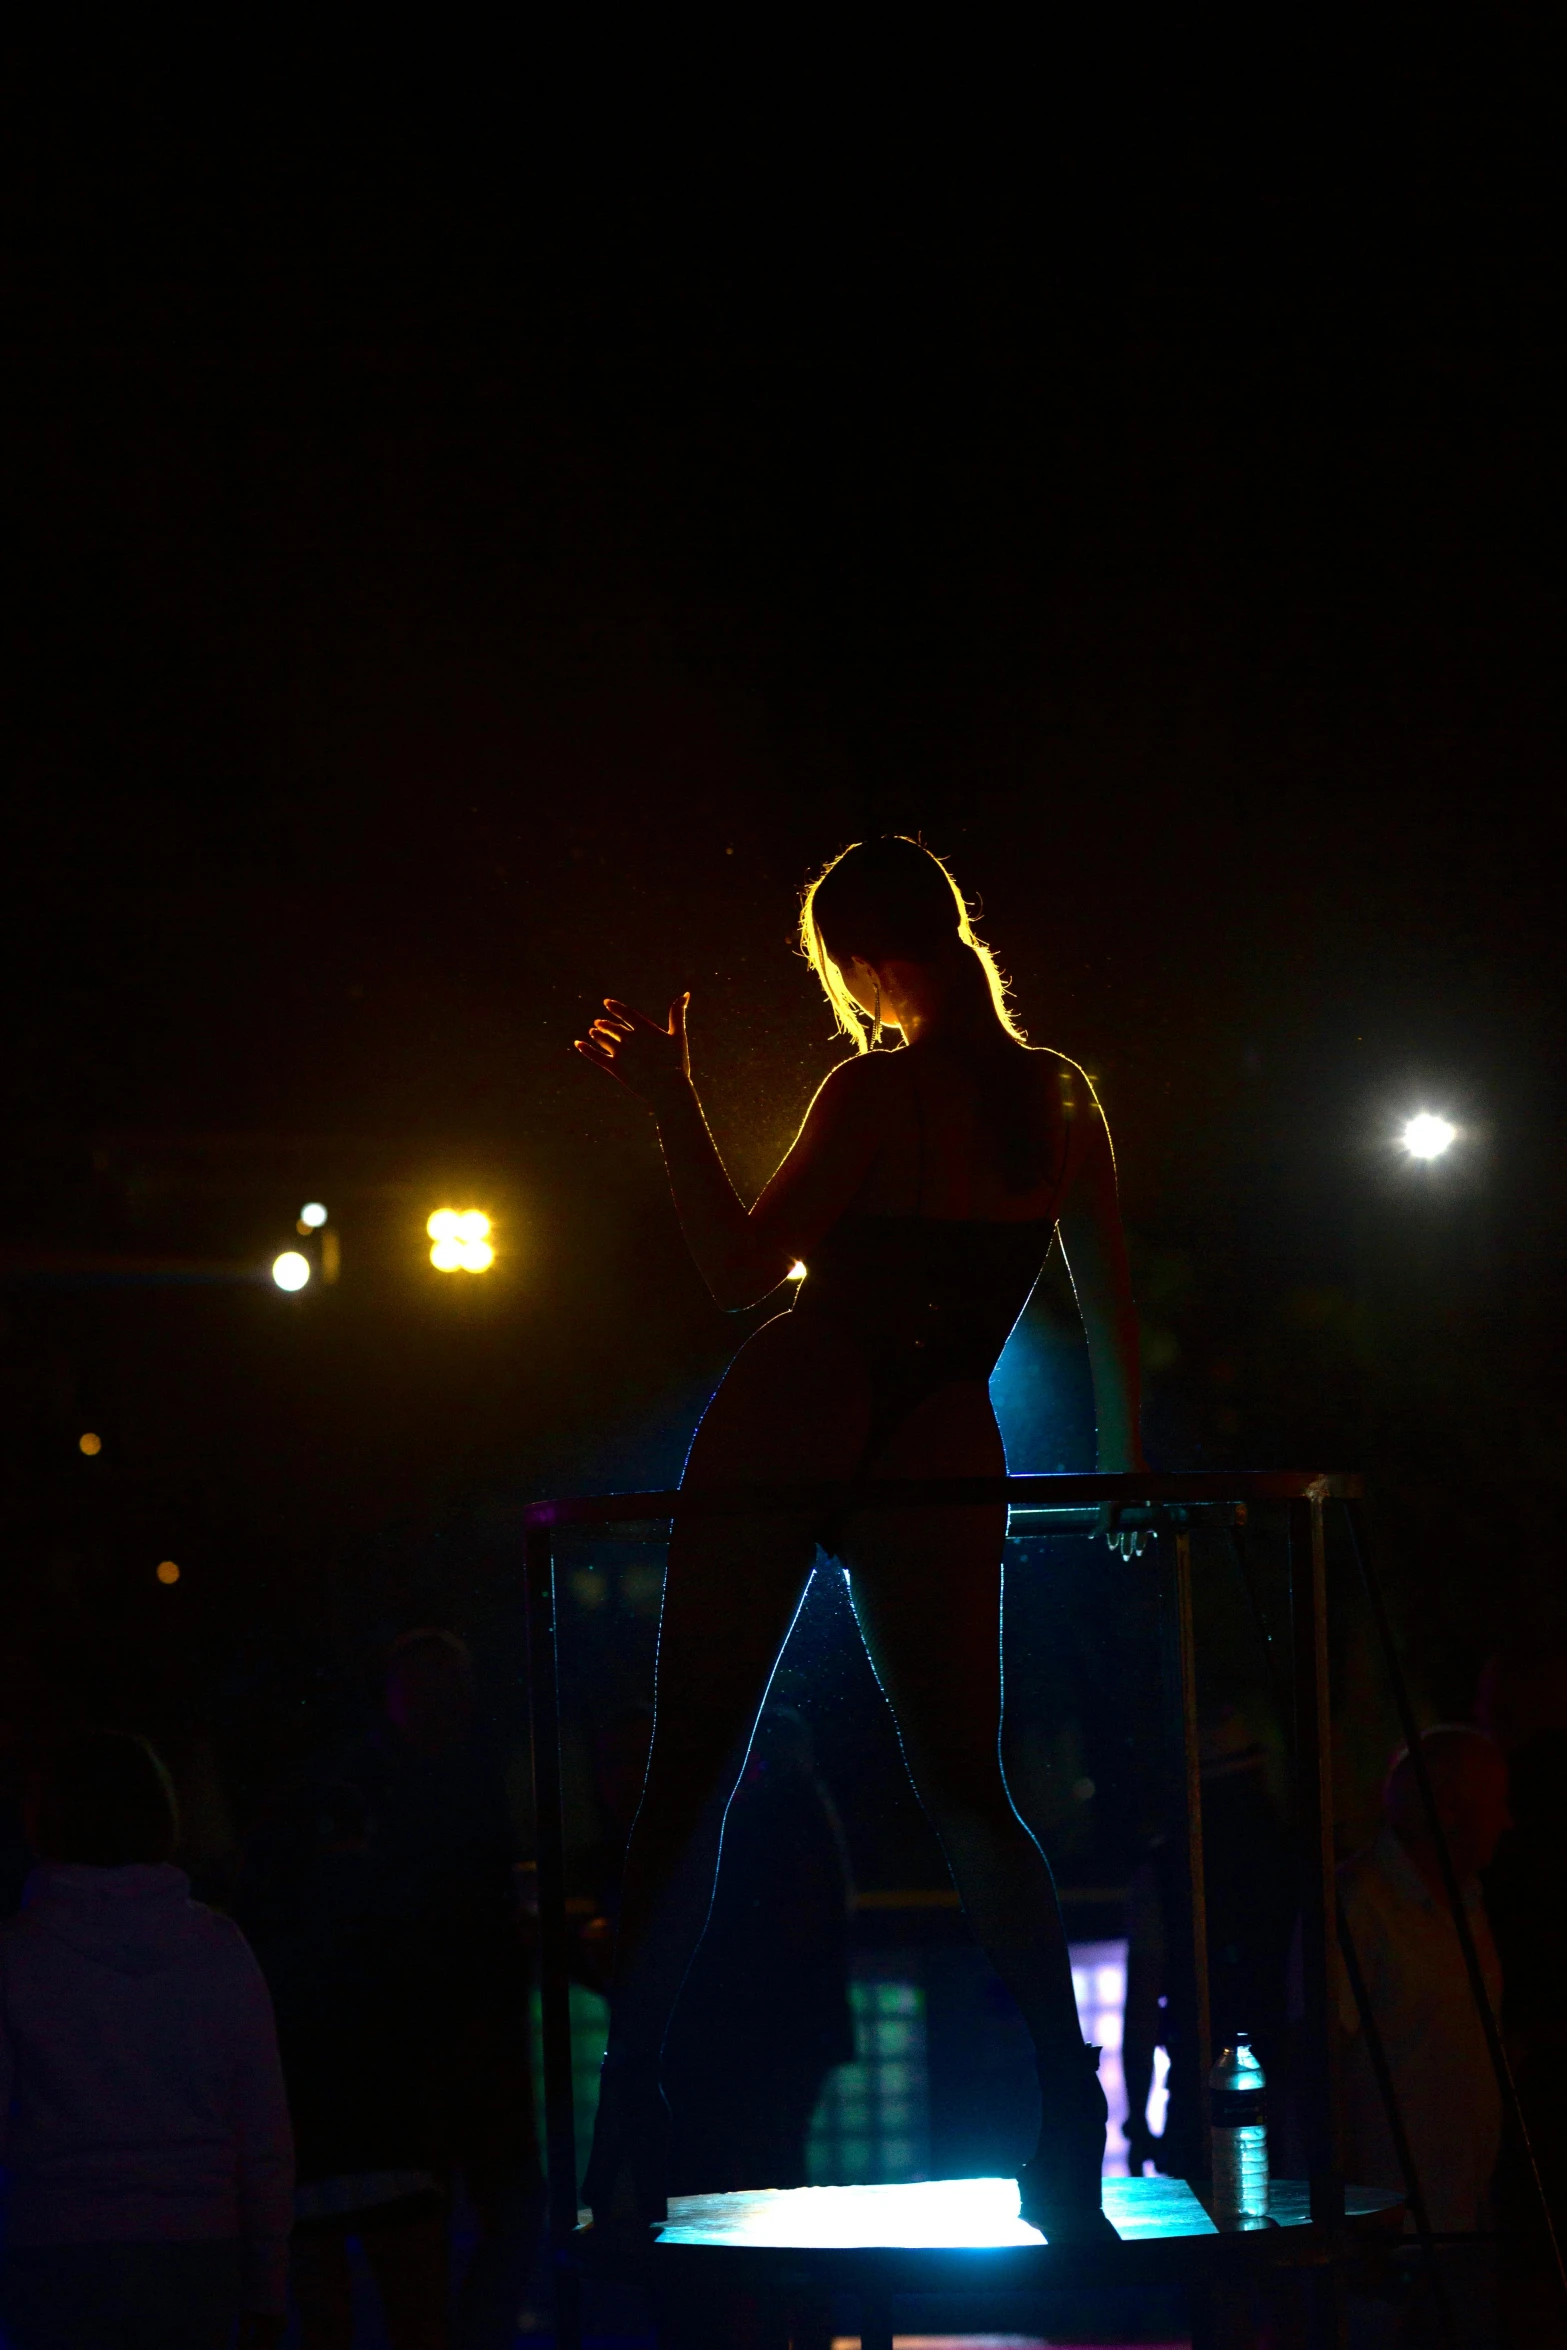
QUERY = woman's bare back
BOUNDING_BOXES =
[838,1040,1083,1224]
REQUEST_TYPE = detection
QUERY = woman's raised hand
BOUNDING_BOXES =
[574,993,691,1106]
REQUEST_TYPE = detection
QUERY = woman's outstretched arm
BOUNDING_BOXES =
[1054,1088,1145,1472]
[574,993,882,1308]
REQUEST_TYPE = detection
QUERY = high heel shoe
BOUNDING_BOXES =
[581,2053,670,2231]
[1015,2041,1117,2242]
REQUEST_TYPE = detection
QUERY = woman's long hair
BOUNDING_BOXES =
[800,836,1025,1050]
[800,836,1058,1191]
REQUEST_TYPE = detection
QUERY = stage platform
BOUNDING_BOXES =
[575,2174,1403,2346]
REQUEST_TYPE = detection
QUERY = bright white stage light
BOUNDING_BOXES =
[298,1201,328,1228]
[1401,1113,1456,1160]
[271,1251,311,1291]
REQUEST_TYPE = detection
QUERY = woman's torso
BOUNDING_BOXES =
[789,1041,1082,1448]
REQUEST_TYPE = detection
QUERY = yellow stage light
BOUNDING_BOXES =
[79,1432,102,1456]
[156,1560,181,1585]
[787,1261,807,1282]
[272,1251,311,1291]
[427,1209,494,1272]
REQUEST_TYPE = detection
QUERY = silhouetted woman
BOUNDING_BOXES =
[574,836,1143,2238]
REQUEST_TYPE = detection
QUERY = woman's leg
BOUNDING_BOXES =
[595,1318,869,2158]
[837,1386,1082,2068]
[606,1510,818,2062]
[840,1384,1111,2230]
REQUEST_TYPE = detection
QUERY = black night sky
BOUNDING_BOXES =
[1,25,1561,1861]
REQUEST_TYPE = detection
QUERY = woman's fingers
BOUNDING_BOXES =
[1095,1501,1149,1559]
[576,991,690,1098]
[593,995,689,1039]
[601,997,663,1032]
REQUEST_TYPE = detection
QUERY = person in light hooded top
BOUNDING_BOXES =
[0,1730,294,2350]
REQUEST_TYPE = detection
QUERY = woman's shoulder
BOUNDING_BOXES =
[1020,1046,1100,1117]
[1021,1042,1086,1081]
[810,1049,906,1114]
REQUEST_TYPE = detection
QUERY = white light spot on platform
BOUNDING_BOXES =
[660,2176,1044,2249]
[654,2171,1216,2251]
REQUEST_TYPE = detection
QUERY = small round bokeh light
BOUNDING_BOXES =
[272,1250,312,1291]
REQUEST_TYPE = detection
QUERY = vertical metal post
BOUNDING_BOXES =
[524,1521,582,2350]
[1288,1497,1343,2232]
[1174,1526,1213,2109]
[1158,1523,1212,2179]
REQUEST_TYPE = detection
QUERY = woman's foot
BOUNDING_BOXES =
[1015,2042,1117,2242]
[581,2054,670,2230]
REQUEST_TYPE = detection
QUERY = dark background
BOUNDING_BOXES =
[0,21,1560,1874]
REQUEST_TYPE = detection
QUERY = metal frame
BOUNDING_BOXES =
[522,1470,1375,2346]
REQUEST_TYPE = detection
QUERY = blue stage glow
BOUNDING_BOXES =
[990,1309,1094,1473]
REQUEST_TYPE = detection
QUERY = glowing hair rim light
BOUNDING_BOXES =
[799,836,1027,1053]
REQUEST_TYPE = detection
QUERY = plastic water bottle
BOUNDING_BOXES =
[1209,2033,1268,2219]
